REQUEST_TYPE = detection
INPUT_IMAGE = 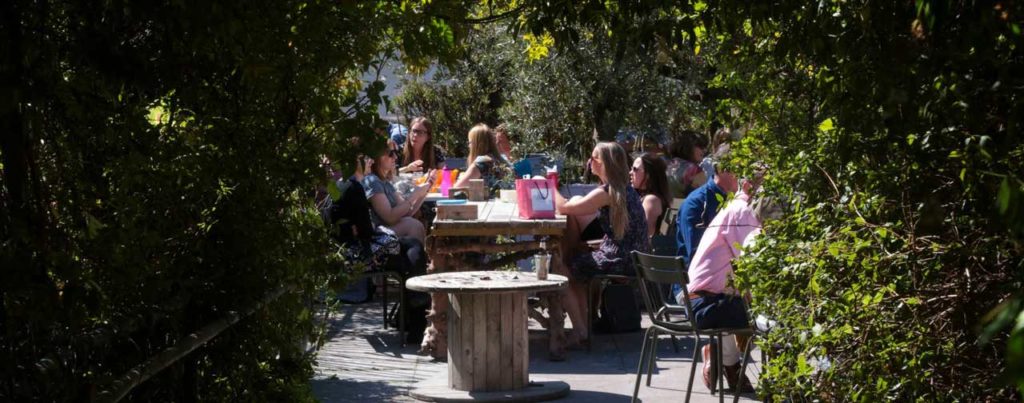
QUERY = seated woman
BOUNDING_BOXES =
[554,142,650,349]
[325,155,431,343]
[453,123,510,193]
[399,117,447,173]
[666,130,707,199]
[363,141,436,242]
[631,153,671,239]
[494,123,515,164]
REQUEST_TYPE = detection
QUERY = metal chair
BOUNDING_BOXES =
[361,270,407,347]
[657,197,685,238]
[630,250,756,403]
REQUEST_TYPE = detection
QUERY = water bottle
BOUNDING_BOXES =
[439,165,453,197]
[545,166,559,190]
[535,241,550,280]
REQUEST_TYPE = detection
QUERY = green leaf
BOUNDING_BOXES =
[85,213,106,238]
[327,180,341,201]
[997,177,1011,214]
[797,353,812,374]
[818,118,834,132]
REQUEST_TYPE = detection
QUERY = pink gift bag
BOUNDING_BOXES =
[515,178,557,219]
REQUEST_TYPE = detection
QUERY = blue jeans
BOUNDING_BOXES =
[690,294,749,330]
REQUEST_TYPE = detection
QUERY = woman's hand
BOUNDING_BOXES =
[353,154,373,181]
[414,169,436,197]
[402,160,424,173]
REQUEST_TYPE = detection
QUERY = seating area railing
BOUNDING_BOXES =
[95,285,293,403]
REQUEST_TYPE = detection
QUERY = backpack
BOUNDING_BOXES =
[322,177,399,271]
[596,283,642,333]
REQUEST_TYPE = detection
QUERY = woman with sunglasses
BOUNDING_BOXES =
[363,140,437,242]
[554,142,650,349]
[399,117,447,173]
[631,153,671,239]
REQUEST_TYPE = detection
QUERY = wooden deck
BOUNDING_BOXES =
[311,300,764,403]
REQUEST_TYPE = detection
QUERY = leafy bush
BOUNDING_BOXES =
[505,0,1022,399]
[708,2,1024,400]
[0,0,474,400]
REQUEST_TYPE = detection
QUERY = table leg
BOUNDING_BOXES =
[448,292,528,391]
[546,240,568,361]
[421,235,448,360]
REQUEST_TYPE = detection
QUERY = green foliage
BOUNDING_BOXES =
[0,0,474,400]
[395,22,705,180]
[705,1,1024,400]
[392,26,515,156]
[505,0,1022,399]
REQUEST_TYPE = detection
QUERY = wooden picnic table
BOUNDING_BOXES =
[406,271,570,401]
[418,198,570,363]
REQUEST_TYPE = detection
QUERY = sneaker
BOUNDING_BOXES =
[723,363,755,394]
[701,344,718,391]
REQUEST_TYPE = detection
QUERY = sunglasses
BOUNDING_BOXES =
[388,149,400,158]
[630,166,642,172]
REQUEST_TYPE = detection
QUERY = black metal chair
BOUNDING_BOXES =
[356,270,407,347]
[630,250,756,403]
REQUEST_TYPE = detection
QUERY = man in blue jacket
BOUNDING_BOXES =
[676,161,737,263]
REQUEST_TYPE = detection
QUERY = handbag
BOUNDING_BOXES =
[596,283,642,333]
[515,177,556,219]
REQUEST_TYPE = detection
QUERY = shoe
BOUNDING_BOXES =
[701,344,718,392]
[723,363,755,394]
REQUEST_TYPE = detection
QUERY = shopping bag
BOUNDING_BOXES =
[515,178,556,219]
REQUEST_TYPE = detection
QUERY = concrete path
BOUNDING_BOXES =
[312,302,762,403]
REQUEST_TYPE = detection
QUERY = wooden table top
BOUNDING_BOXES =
[406,271,568,294]
[431,199,567,237]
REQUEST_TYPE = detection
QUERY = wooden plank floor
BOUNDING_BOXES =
[312,300,763,403]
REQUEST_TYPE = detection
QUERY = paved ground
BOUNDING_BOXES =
[311,299,762,403]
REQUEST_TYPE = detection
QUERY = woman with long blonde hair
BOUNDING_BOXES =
[554,141,649,351]
[453,123,508,190]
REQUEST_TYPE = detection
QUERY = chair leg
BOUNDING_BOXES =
[685,335,700,403]
[381,273,389,330]
[587,279,598,352]
[645,333,659,386]
[632,328,652,403]
[398,274,406,347]
[656,309,681,354]
[717,335,724,403]
[733,333,756,403]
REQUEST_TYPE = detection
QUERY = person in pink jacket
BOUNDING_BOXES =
[678,173,764,393]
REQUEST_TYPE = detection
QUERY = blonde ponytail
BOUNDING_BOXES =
[595,142,631,240]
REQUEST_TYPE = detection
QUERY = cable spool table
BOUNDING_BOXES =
[406,270,570,402]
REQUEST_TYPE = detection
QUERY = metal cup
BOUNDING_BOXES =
[533,253,550,280]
